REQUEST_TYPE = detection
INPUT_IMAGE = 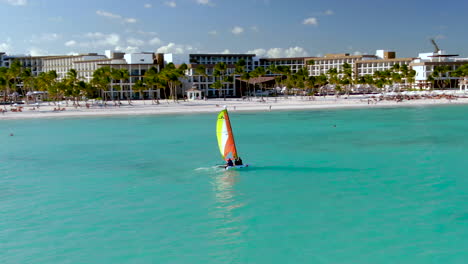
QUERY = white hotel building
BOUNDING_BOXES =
[41,51,166,99]
[185,54,256,98]
[410,50,468,89]
[306,50,414,79]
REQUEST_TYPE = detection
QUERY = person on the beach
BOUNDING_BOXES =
[226,158,234,167]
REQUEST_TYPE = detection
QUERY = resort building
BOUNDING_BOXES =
[355,53,413,78]
[99,53,164,100]
[259,57,315,74]
[43,53,108,80]
[185,54,256,98]
[41,51,166,99]
[410,50,468,89]
[185,54,321,98]
[1,54,56,76]
[305,53,378,78]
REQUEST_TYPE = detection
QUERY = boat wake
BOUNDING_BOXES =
[194,166,222,171]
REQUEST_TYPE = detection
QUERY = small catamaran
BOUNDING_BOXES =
[216,108,249,170]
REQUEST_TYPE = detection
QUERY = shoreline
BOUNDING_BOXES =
[1,94,468,120]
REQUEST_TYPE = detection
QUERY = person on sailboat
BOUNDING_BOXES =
[234,157,243,166]
[226,158,234,167]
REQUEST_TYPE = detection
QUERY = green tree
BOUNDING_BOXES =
[65,69,81,105]
[340,62,353,95]
[91,66,112,103]
[133,79,146,104]
[240,71,251,100]
[214,62,228,100]
[4,60,22,103]
[250,66,266,98]
[233,59,246,98]
[20,68,35,103]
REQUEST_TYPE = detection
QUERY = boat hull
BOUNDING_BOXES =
[225,164,249,170]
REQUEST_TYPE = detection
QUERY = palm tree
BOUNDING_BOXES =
[20,68,34,103]
[178,63,189,100]
[406,69,416,89]
[133,79,146,104]
[119,68,130,104]
[453,64,468,89]
[240,71,251,100]
[276,65,292,98]
[214,62,227,100]
[250,66,266,98]
[144,66,159,103]
[340,62,353,95]
[110,68,121,103]
[5,60,22,103]
[0,67,7,108]
[160,63,184,102]
[91,66,112,104]
[233,59,246,98]
[112,68,130,104]
[210,80,223,98]
[78,80,96,100]
[65,69,80,105]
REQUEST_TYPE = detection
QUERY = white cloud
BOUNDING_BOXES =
[144,3,152,8]
[156,42,195,55]
[30,33,60,43]
[96,10,137,24]
[247,46,310,58]
[2,0,27,6]
[96,10,120,19]
[353,51,363,55]
[165,1,176,7]
[127,38,145,46]
[303,17,318,26]
[231,26,244,35]
[115,46,139,54]
[149,37,162,45]
[64,32,121,48]
[28,47,48,56]
[65,40,77,47]
[135,30,158,36]
[196,0,213,6]
[284,47,309,57]
[208,30,217,35]
[221,49,231,54]
[324,9,334,15]
[89,33,120,46]
[0,42,13,53]
[124,18,137,23]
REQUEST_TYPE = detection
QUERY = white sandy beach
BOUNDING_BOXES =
[2,91,468,120]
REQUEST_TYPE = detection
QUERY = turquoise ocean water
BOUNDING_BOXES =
[1,105,468,263]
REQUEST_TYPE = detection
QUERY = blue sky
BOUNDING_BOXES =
[1,0,467,62]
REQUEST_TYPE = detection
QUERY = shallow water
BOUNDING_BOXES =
[1,105,468,263]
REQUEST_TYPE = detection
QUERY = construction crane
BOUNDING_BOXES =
[430,39,441,53]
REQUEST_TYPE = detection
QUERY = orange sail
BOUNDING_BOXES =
[216,109,238,161]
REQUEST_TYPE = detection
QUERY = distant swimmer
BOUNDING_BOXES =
[9,133,14,136]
